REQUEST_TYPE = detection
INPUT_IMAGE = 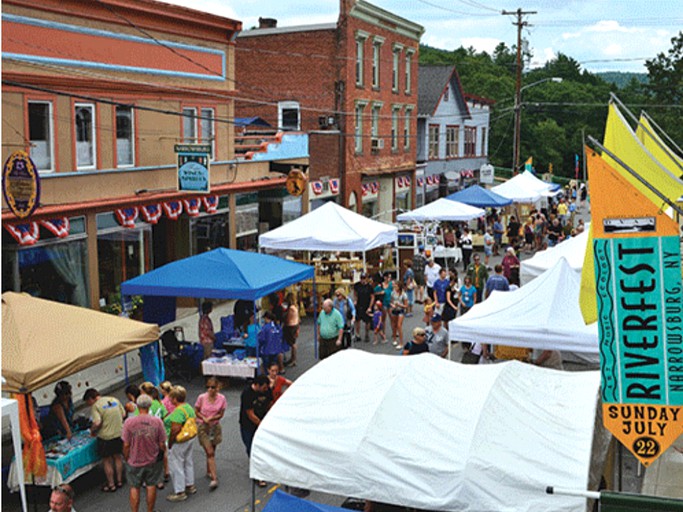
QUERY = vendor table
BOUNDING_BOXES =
[202,355,258,379]
[8,430,100,491]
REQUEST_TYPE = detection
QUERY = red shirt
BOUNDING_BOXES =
[199,314,214,346]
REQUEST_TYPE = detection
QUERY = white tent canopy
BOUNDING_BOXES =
[450,257,598,353]
[491,171,556,203]
[520,227,589,285]
[259,201,397,252]
[251,350,600,512]
[396,197,485,222]
[1,398,26,512]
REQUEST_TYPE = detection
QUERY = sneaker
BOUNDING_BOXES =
[166,492,187,502]
[209,480,218,491]
[395,344,403,350]
[185,485,197,495]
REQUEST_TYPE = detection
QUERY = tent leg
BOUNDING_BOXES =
[313,276,318,360]
[251,479,256,512]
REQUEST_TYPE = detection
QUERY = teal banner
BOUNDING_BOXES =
[594,235,683,405]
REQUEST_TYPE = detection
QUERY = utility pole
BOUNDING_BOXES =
[503,8,536,174]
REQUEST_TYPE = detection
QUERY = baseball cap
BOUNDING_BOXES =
[431,313,442,322]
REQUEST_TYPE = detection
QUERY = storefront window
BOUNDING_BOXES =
[3,237,90,307]
[396,192,410,216]
[191,212,229,254]
[310,196,338,211]
[362,199,378,219]
[97,217,152,307]
[283,196,302,224]
[235,193,259,252]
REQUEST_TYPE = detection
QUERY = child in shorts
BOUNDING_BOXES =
[372,300,386,345]
[423,297,435,325]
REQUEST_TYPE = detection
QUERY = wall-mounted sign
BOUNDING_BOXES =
[175,144,210,193]
[286,169,307,197]
[589,152,683,467]
[2,151,41,219]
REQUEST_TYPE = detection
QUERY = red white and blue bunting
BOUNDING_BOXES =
[5,222,40,246]
[163,201,183,220]
[140,204,163,224]
[417,177,424,187]
[361,183,369,197]
[115,207,139,228]
[329,179,339,195]
[461,169,474,178]
[202,195,219,214]
[39,217,70,238]
[311,181,324,195]
[183,198,201,217]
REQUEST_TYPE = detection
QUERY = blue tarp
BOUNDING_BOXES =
[446,184,513,208]
[235,116,272,128]
[263,490,350,512]
[120,248,314,301]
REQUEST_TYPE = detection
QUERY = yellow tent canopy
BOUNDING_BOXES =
[2,292,160,394]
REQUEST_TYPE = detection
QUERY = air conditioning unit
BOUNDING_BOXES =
[371,138,384,150]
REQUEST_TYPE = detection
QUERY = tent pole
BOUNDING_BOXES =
[313,274,319,360]
[362,251,367,273]
[251,479,256,512]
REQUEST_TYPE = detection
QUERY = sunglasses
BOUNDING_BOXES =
[206,385,217,389]
[52,485,74,500]
[416,333,426,337]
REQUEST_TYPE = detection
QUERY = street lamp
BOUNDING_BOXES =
[512,77,562,173]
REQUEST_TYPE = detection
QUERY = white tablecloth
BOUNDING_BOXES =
[202,356,258,379]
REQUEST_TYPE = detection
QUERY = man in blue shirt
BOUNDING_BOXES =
[432,268,450,314]
[317,299,345,360]
[484,264,510,299]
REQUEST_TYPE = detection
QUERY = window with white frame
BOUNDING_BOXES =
[116,105,134,167]
[28,101,54,172]
[355,102,365,154]
[182,107,197,143]
[201,107,215,159]
[355,33,367,86]
[372,37,384,89]
[392,44,402,92]
[75,103,96,169]
[391,106,400,151]
[405,50,414,94]
[371,103,381,139]
[446,125,459,158]
[404,107,412,150]
[279,101,300,131]
[428,124,439,160]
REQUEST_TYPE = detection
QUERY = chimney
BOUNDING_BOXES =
[258,17,277,29]
[340,0,357,16]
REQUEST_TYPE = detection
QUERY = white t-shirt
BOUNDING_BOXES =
[424,263,441,288]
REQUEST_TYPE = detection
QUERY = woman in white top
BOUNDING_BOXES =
[389,281,408,349]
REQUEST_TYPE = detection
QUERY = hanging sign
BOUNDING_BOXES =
[285,169,307,197]
[479,164,494,184]
[589,151,683,467]
[2,151,41,219]
[175,144,210,193]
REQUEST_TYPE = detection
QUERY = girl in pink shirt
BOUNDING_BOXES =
[194,377,227,490]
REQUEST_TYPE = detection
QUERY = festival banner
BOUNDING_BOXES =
[589,151,683,466]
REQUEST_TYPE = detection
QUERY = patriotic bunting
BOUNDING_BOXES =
[39,218,70,238]
[370,182,379,194]
[202,195,219,213]
[311,181,323,195]
[5,222,40,246]
[417,177,424,187]
[329,179,339,195]
[163,201,183,220]
[115,207,139,228]
[183,198,201,217]
[140,204,163,224]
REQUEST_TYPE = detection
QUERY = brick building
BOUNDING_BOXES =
[236,0,423,222]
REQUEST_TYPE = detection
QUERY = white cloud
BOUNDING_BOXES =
[602,43,623,56]
[459,37,502,55]
[561,31,582,40]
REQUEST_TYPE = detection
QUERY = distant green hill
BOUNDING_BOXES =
[596,71,648,88]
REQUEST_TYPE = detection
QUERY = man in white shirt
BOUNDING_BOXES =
[423,259,441,300]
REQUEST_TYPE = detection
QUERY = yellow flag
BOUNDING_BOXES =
[636,115,683,181]
[603,103,683,207]
[524,157,533,172]
[579,224,597,324]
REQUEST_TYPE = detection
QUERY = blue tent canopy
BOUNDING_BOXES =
[446,184,512,208]
[263,490,350,512]
[121,248,314,301]
[234,116,272,128]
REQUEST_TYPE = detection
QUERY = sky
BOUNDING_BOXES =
[163,0,682,74]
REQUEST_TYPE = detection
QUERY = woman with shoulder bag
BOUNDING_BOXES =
[164,386,197,502]
[195,377,226,491]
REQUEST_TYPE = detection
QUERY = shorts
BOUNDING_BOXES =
[125,460,163,488]
[283,324,299,346]
[406,289,414,305]
[198,422,222,448]
[98,437,123,457]
[484,246,492,256]
[357,306,372,324]
[414,273,425,286]
[391,309,404,316]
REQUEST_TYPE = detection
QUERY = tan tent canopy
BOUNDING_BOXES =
[2,292,160,394]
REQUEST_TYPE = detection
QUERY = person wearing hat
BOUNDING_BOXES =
[401,327,430,356]
[425,314,449,358]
